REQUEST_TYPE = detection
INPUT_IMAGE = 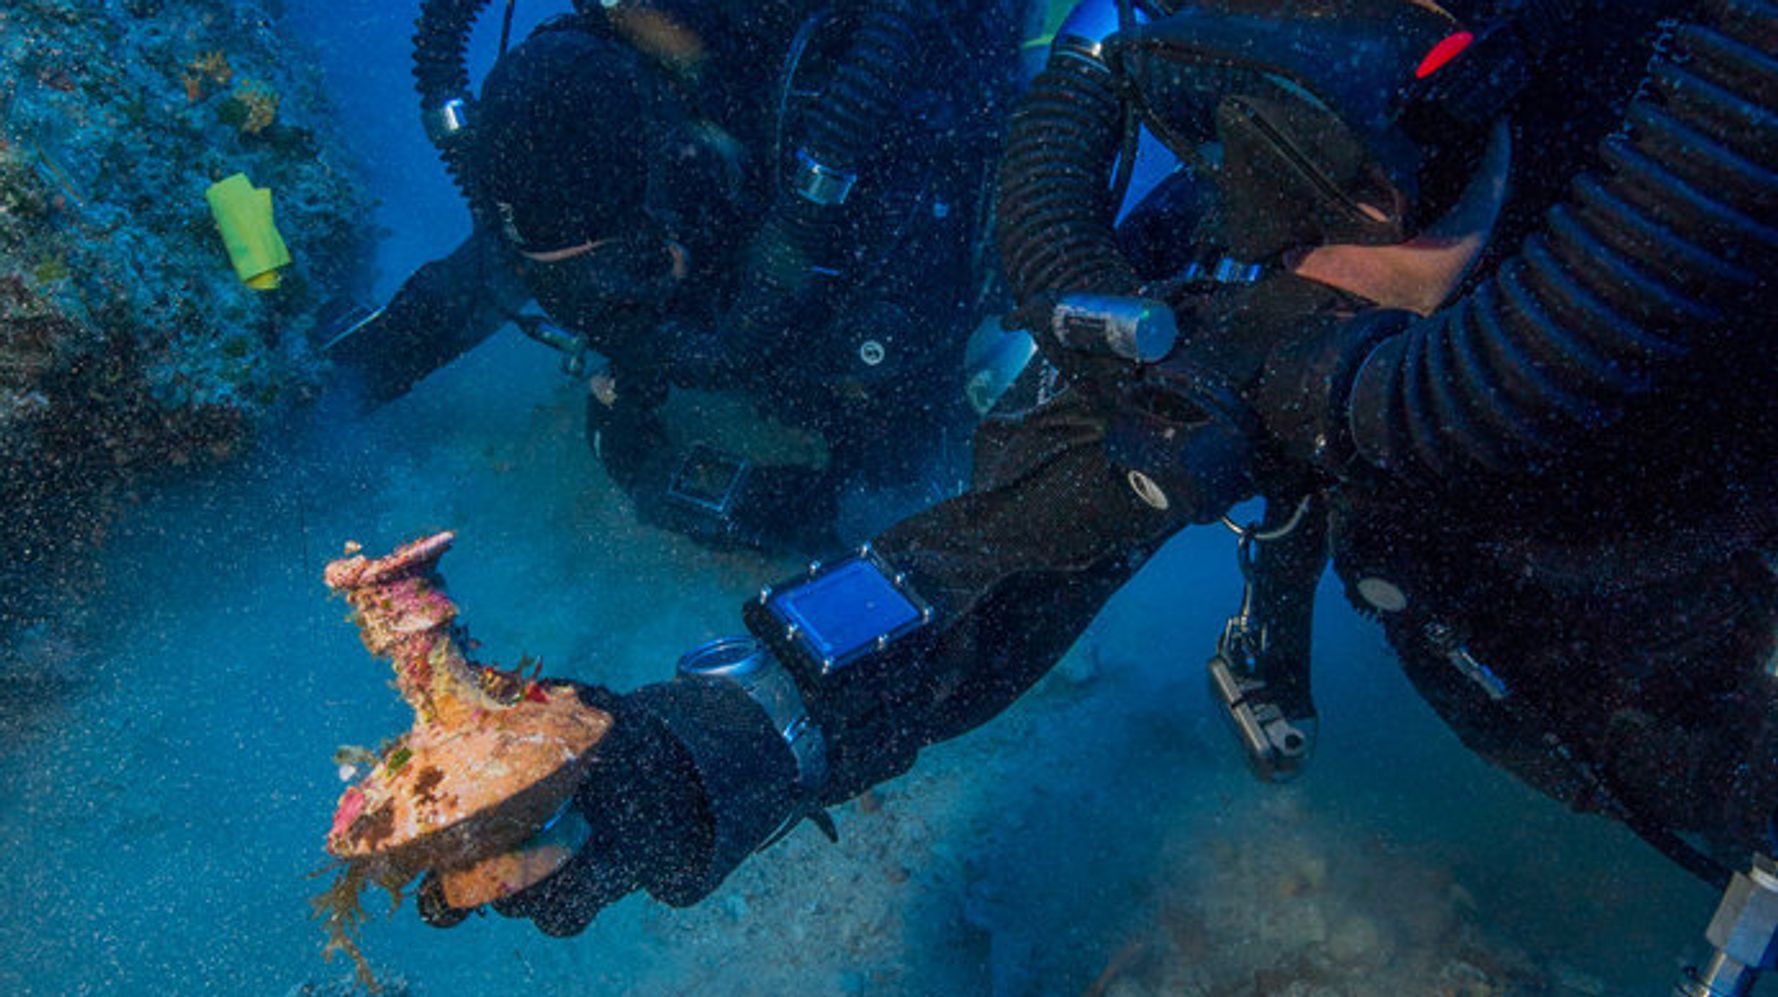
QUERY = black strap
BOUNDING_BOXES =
[1399,0,1606,136]
[1621,806,1735,890]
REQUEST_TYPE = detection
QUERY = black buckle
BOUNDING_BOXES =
[1397,18,1532,138]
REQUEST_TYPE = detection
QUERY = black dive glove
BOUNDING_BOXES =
[417,685,713,937]
[1171,275,1382,498]
[585,365,670,488]
[320,230,526,410]
[1249,307,1413,479]
[316,284,441,414]
[1000,285,1295,522]
[1098,357,1261,524]
[1005,275,1385,513]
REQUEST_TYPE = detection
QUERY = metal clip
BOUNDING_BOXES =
[1423,621,1510,701]
[1205,526,1314,782]
[1214,528,1264,668]
[790,149,857,206]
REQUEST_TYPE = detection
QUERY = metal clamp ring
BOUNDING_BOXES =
[790,148,858,206]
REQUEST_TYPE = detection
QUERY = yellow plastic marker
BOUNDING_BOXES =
[1023,0,1078,50]
[205,172,291,290]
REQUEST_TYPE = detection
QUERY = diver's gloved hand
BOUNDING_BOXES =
[306,302,407,415]
[313,230,528,412]
[417,684,713,937]
[1249,308,1415,478]
[1096,274,1383,500]
[1103,356,1261,524]
[993,289,1255,521]
[1165,276,1383,497]
[585,365,670,485]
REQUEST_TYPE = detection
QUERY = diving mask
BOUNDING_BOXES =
[1107,0,1481,261]
[523,233,683,355]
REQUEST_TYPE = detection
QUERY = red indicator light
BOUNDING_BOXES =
[1415,31,1475,79]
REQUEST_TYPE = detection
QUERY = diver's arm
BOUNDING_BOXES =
[769,385,1203,802]
[585,364,673,494]
[459,379,1240,934]
[324,228,530,409]
[1253,3,1778,487]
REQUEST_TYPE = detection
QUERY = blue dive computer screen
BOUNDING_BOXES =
[768,558,922,669]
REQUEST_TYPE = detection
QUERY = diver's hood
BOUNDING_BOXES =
[1110,0,1477,261]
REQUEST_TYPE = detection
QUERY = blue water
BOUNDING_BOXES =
[0,3,1725,994]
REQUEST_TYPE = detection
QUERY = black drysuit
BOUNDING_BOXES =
[333,1,1022,551]
[486,0,1778,936]
[815,0,1778,867]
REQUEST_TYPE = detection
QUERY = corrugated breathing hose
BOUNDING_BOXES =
[1340,0,1778,483]
[411,0,493,206]
[722,0,927,370]
[799,1,921,176]
[994,39,1142,300]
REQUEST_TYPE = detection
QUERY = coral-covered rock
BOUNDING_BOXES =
[0,0,376,628]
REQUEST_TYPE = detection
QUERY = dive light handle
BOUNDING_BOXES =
[1050,293,1179,364]
[1678,855,1778,996]
[511,313,591,377]
[1208,649,1315,783]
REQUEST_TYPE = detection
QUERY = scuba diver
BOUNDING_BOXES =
[412,0,1778,985]
[323,0,1022,552]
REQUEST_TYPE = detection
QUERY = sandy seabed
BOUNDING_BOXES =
[0,336,1723,995]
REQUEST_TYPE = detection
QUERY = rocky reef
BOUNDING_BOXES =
[0,0,375,627]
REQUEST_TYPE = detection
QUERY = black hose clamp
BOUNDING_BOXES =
[1053,32,1112,67]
